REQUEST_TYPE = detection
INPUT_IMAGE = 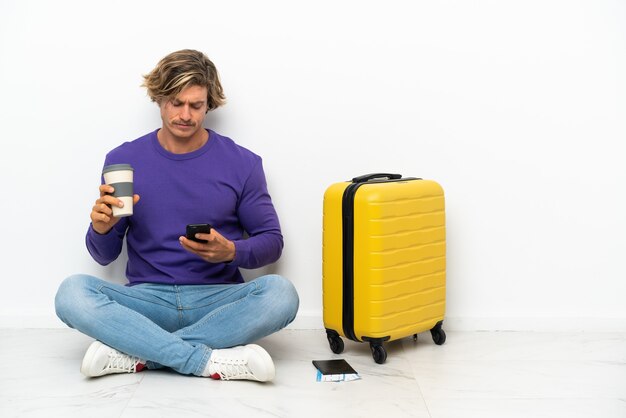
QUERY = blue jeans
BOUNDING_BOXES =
[55,274,299,376]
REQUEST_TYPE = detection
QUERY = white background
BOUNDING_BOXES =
[1,0,624,330]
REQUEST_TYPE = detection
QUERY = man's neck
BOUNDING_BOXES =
[157,128,209,154]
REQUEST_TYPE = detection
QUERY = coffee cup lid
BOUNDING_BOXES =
[102,164,134,174]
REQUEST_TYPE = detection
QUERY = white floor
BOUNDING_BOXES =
[0,328,624,418]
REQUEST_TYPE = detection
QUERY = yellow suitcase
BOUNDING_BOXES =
[323,173,446,363]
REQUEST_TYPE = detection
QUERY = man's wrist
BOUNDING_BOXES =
[91,223,112,235]
[224,241,237,264]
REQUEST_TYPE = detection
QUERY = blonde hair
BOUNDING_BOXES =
[142,49,226,110]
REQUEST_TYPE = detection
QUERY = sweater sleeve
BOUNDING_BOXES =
[85,216,128,266]
[230,159,284,269]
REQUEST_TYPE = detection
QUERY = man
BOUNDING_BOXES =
[55,49,299,382]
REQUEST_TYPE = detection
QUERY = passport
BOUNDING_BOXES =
[312,359,357,375]
[312,359,360,381]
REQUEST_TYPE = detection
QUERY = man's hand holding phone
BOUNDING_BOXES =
[180,224,236,263]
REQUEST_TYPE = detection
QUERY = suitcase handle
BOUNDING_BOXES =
[352,173,402,183]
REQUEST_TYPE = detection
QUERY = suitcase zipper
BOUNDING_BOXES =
[341,181,361,341]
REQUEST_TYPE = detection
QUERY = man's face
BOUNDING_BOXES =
[159,85,209,141]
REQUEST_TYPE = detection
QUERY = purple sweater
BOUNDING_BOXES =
[86,129,283,285]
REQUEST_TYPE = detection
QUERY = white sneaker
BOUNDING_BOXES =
[80,341,146,377]
[204,344,275,382]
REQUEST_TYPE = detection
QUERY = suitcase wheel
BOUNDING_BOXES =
[370,343,387,364]
[326,330,344,354]
[430,321,447,345]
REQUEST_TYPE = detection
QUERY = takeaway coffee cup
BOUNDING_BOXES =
[102,164,134,217]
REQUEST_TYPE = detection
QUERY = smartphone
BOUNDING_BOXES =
[186,223,212,243]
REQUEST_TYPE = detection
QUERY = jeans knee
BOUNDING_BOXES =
[55,274,97,324]
[262,274,299,324]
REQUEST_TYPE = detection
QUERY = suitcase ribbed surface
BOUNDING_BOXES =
[352,181,446,340]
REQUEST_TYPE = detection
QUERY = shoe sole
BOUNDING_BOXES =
[246,344,276,382]
[80,341,104,377]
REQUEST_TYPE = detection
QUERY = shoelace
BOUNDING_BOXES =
[210,358,253,380]
[105,349,141,373]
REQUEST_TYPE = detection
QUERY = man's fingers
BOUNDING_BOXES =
[91,210,111,224]
[98,195,123,208]
[93,202,112,215]
[179,236,215,257]
[99,184,115,197]
[179,236,200,250]
[97,188,138,207]
[194,233,214,242]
